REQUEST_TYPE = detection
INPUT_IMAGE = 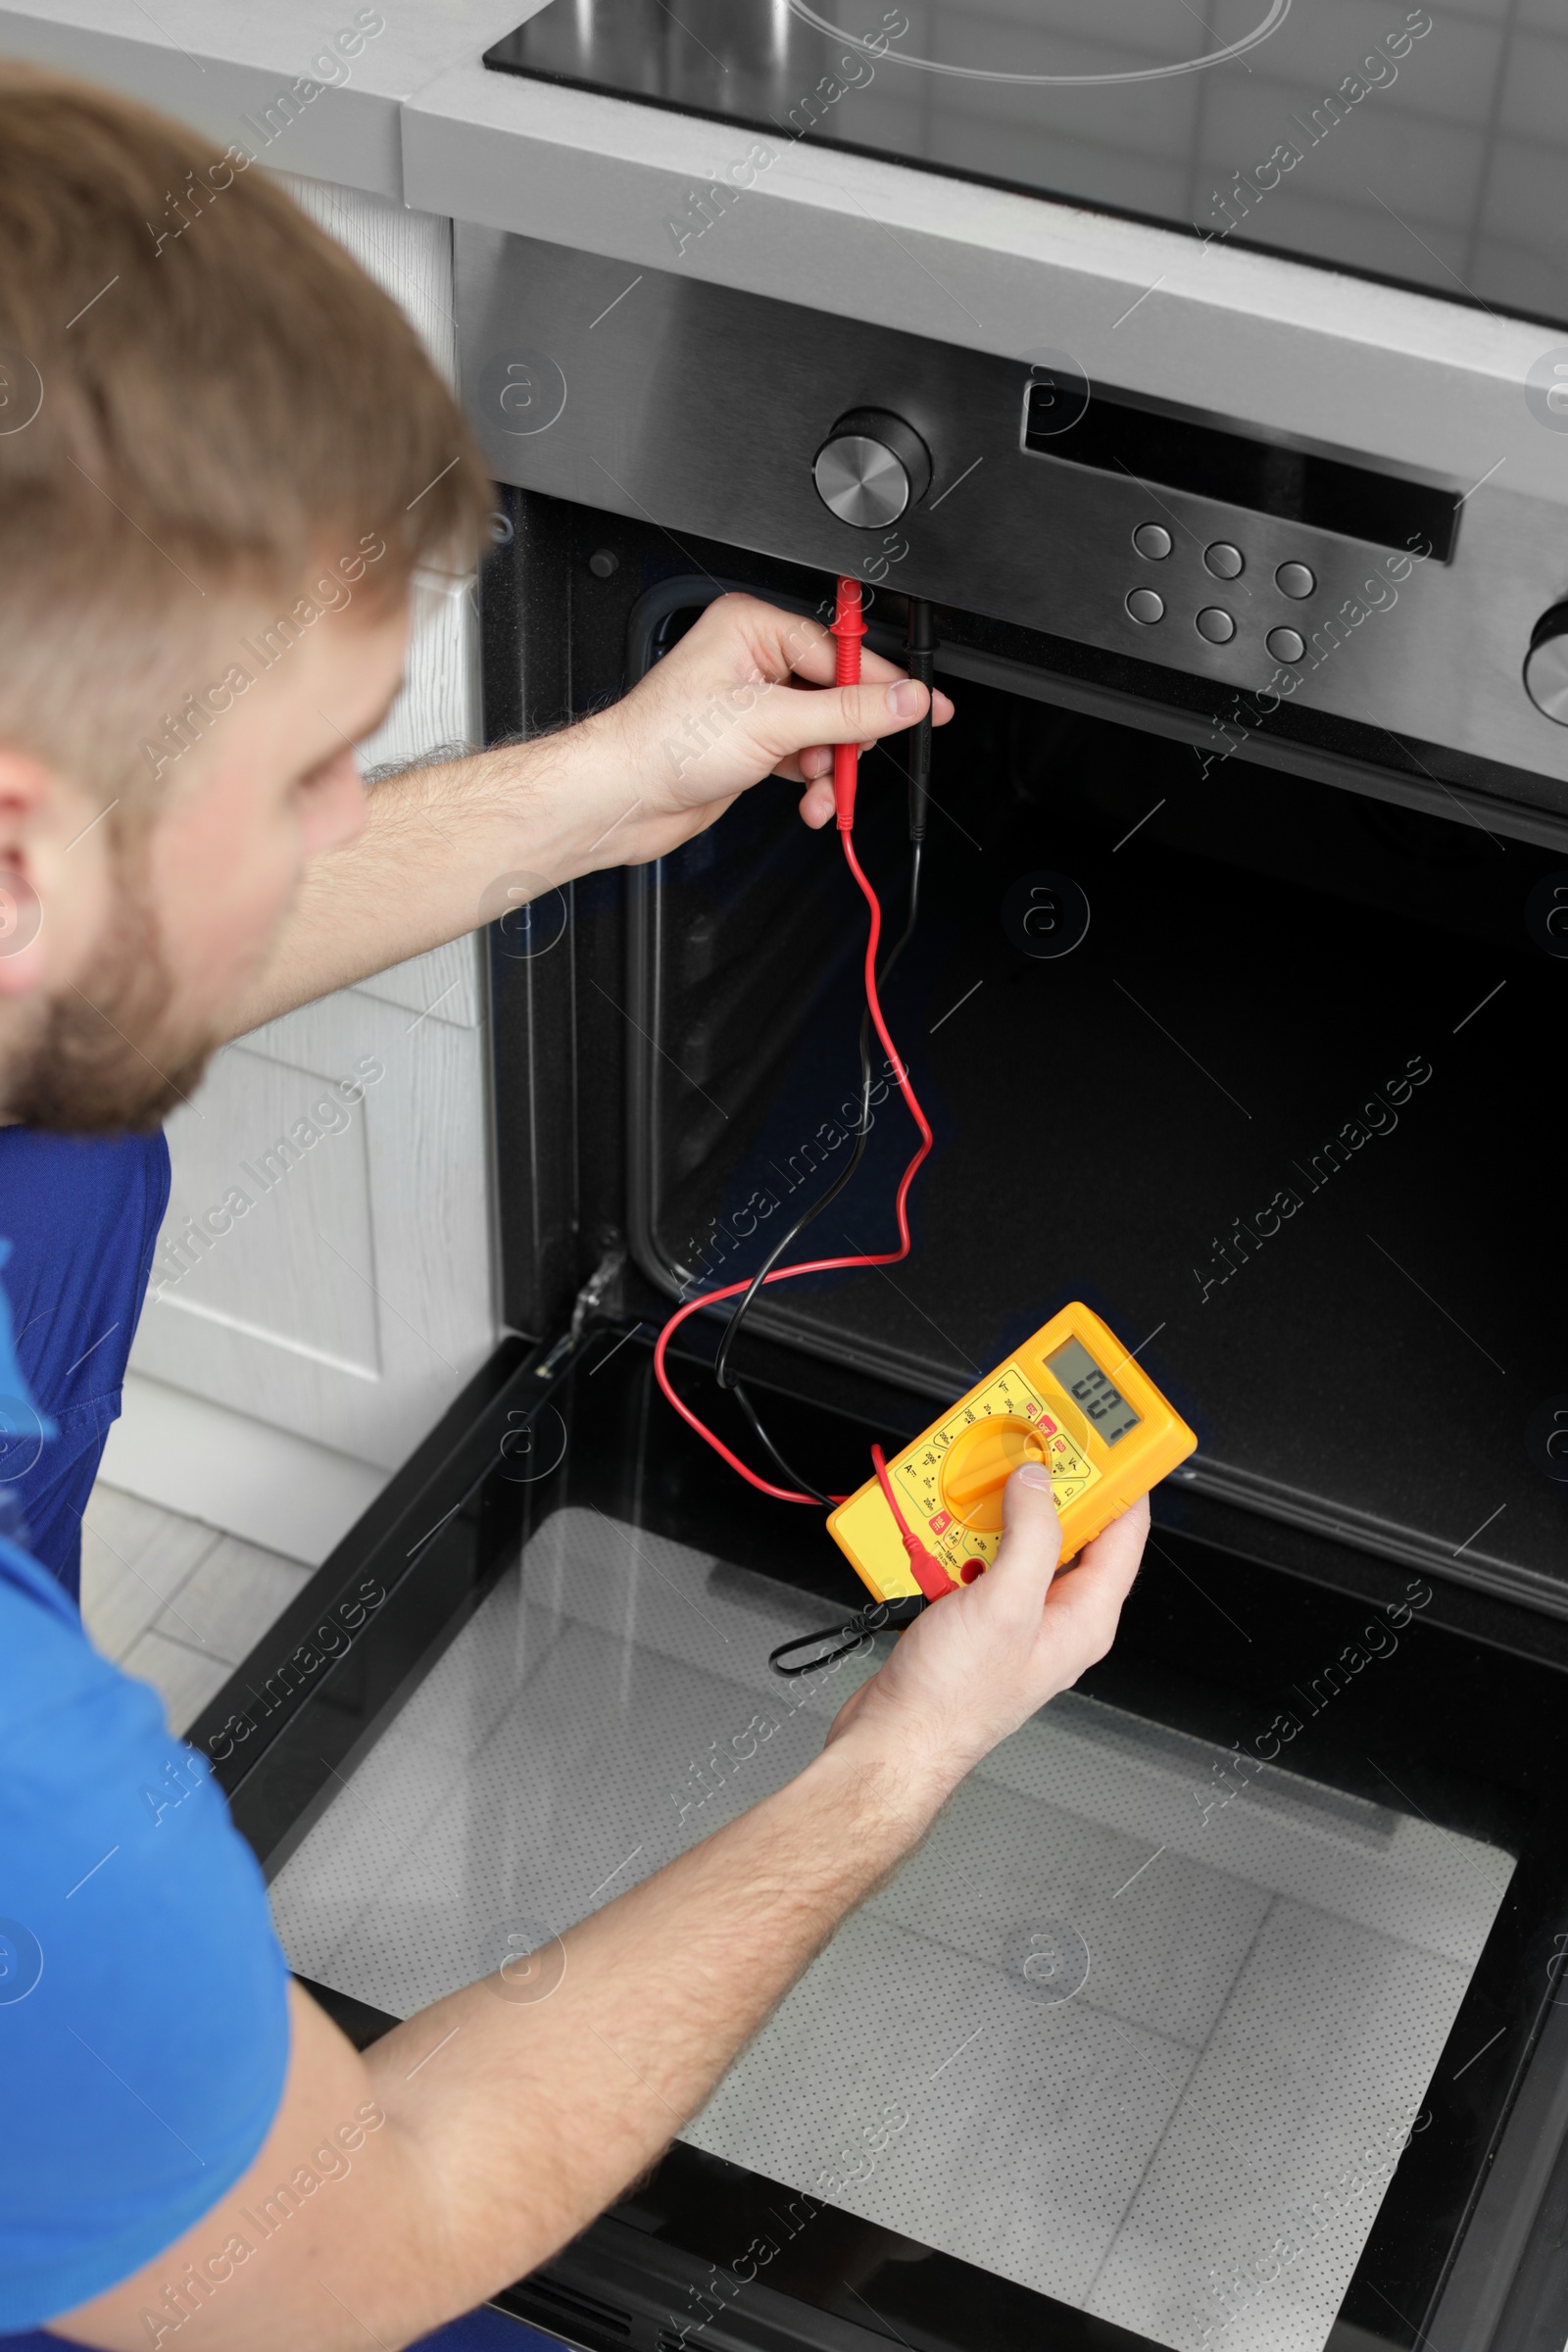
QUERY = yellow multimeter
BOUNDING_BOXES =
[827,1302,1197,1604]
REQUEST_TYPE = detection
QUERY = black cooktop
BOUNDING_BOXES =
[484,0,1568,332]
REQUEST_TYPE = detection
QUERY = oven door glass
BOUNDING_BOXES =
[268,1358,1523,2352]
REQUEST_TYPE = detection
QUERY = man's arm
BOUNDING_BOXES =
[56,1471,1146,2352]
[226,593,953,1037]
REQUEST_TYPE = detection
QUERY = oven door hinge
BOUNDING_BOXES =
[526,1251,628,1387]
[568,1248,627,1344]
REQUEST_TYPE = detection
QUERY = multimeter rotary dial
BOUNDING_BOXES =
[828,1307,1198,1606]
[812,409,933,529]
[939,1415,1053,1534]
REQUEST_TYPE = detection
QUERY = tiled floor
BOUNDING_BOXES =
[81,1481,313,1735]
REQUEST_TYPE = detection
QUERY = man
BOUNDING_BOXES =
[0,65,1151,2352]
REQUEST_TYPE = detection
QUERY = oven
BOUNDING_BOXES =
[186,16,1568,2352]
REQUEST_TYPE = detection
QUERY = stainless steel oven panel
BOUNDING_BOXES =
[456,226,1568,809]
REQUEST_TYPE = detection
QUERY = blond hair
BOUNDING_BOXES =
[0,65,491,801]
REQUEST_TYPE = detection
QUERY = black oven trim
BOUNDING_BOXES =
[929,633,1568,856]
[186,1319,1568,2352]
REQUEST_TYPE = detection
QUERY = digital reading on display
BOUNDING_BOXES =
[1045,1336,1142,1446]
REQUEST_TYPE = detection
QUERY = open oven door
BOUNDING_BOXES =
[188,1307,1568,2352]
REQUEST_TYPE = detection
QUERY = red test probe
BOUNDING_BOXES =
[653,576,938,1518]
[870,1444,956,1602]
[830,572,868,829]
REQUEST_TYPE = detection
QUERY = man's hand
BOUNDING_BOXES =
[583,591,956,869]
[825,1472,1149,1802]
[227,590,954,1037]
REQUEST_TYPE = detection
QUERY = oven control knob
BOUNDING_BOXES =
[812,409,932,529]
[1525,603,1568,724]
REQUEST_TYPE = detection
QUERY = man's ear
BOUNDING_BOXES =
[0,743,99,1000]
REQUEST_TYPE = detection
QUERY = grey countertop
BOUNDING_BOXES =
[0,0,526,202]
[1,0,1559,497]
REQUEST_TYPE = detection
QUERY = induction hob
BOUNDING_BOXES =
[483,0,1568,334]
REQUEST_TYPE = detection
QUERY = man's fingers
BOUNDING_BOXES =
[791,744,873,780]
[764,677,931,761]
[983,1476,1148,1666]
[787,635,905,686]
[685,594,954,713]
[725,596,834,685]
[1042,1494,1150,1635]
[741,602,906,691]
[778,624,954,728]
[981,1464,1065,1610]
[795,778,836,828]
[780,682,950,733]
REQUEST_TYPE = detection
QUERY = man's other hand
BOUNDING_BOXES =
[825,1471,1150,1801]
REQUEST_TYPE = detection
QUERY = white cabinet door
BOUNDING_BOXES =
[125,180,497,1488]
[131,953,493,1470]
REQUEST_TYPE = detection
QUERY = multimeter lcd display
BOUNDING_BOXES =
[1045,1337,1141,1446]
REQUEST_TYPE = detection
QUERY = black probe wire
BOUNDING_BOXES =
[716,841,924,1392]
[717,839,923,1505]
[716,598,937,1508]
[768,1592,925,1678]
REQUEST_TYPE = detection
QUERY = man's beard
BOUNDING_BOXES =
[2,882,219,1132]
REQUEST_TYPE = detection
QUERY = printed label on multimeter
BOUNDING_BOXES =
[895,1365,1102,1581]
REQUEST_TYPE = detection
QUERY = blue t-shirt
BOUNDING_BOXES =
[0,1266,290,2332]
[0,1129,171,1598]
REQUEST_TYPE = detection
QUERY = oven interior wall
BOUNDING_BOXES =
[637,646,1568,1603]
[483,491,1568,1607]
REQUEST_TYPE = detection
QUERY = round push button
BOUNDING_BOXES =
[1266,626,1305,663]
[1276,561,1315,599]
[1196,606,1236,644]
[1133,522,1172,560]
[1126,588,1164,624]
[1204,541,1244,579]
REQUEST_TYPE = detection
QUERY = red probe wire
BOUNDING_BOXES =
[653,577,936,1508]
